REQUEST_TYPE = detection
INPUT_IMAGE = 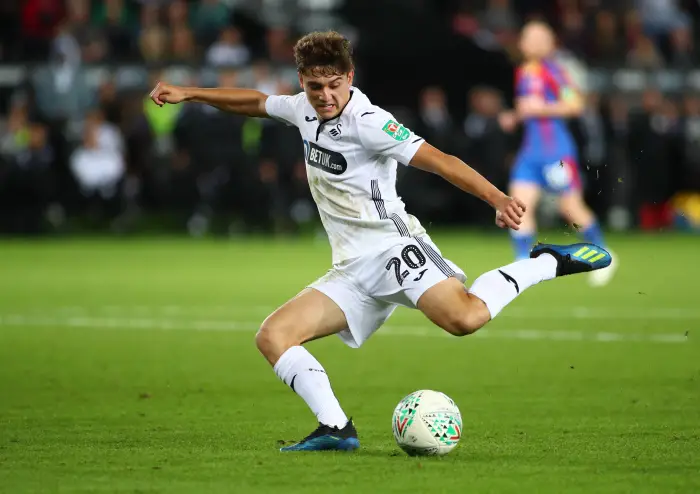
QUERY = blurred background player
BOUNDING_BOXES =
[505,21,617,287]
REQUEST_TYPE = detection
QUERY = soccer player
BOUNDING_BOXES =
[508,21,616,287]
[150,31,611,452]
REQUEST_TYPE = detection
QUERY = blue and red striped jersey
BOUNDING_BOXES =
[515,59,577,157]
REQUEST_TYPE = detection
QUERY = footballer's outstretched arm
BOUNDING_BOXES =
[515,87,583,119]
[409,142,525,230]
[150,82,269,118]
[497,90,582,130]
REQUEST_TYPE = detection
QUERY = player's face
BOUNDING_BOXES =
[519,24,554,60]
[300,70,354,120]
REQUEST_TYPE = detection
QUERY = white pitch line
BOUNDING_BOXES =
[0,314,689,344]
[7,305,700,320]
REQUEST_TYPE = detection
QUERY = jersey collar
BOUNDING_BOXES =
[315,88,357,141]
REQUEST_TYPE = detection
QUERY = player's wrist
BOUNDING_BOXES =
[487,190,508,209]
[181,87,197,102]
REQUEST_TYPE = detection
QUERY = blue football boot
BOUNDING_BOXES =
[280,419,360,452]
[530,242,612,277]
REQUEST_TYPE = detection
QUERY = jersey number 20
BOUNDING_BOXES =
[386,245,427,286]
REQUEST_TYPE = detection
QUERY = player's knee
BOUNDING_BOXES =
[255,317,297,357]
[442,296,491,337]
[254,324,273,355]
[452,312,489,337]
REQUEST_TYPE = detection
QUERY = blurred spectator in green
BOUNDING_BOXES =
[91,0,138,61]
[192,0,231,47]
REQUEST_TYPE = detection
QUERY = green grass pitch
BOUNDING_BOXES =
[1,232,698,493]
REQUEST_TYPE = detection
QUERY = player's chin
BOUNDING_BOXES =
[316,105,338,118]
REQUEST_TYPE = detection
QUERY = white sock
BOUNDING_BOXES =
[273,346,348,428]
[469,254,557,318]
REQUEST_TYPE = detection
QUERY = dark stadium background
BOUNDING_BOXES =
[2,0,700,235]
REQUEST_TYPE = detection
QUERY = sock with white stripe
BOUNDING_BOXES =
[273,346,348,428]
[468,254,557,318]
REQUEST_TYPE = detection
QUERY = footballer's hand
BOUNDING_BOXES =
[150,82,188,107]
[498,110,517,132]
[517,96,546,116]
[494,195,526,230]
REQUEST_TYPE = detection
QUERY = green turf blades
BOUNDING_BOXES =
[0,233,698,493]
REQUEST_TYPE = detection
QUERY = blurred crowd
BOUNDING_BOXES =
[451,0,700,69]
[0,0,699,236]
[3,0,327,65]
[0,0,314,235]
[0,67,310,236]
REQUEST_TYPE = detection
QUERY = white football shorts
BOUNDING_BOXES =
[309,235,466,348]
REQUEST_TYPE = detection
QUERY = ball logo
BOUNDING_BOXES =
[395,416,409,437]
[450,423,461,441]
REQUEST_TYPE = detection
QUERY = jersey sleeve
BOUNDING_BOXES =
[547,62,578,102]
[355,110,425,165]
[265,94,301,127]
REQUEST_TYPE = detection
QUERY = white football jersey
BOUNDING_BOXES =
[265,87,428,265]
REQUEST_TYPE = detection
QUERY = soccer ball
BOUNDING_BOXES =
[392,390,462,456]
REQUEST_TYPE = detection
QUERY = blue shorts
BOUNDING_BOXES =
[510,153,582,194]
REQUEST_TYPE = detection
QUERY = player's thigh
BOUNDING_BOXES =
[416,277,491,337]
[368,236,465,305]
[256,287,348,364]
[372,237,486,336]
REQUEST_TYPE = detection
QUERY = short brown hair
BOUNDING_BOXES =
[293,31,354,77]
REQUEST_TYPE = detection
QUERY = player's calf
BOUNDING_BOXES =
[254,288,354,450]
[418,255,561,336]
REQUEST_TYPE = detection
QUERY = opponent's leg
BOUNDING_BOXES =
[559,190,617,287]
[256,288,358,451]
[559,190,601,244]
[509,181,541,260]
[417,243,611,336]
